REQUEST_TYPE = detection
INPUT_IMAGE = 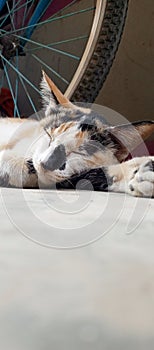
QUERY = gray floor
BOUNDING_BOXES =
[0,188,154,350]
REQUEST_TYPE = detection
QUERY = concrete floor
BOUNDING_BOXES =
[0,188,154,350]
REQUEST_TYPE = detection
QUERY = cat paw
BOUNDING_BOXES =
[128,159,154,197]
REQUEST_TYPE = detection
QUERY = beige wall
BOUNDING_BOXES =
[96,0,154,123]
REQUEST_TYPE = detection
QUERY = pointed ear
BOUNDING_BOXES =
[107,121,154,161]
[41,70,74,108]
[40,71,58,109]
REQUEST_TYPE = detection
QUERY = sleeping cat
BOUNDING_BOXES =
[0,71,154,197]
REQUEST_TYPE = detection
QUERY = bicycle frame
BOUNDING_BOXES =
[23,0,76,43]
[0,0,76,48]
[0,0,5,12]
[23,0,54,42]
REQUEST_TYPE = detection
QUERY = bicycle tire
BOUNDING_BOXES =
[68,0,129,103]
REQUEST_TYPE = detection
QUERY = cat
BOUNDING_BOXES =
[0,70,153,197]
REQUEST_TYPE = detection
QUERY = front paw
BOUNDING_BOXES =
[128,160,154,197]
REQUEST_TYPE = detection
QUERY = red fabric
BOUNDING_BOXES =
[145,140,154,155]
[127,140,154,160]
[41,0,75,21]
[0,87,14,117]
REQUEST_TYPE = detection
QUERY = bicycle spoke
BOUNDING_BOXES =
[26,35,88,53]
[1,53,41,95]
[0,26,80,60]
[12,0,16,32]
[2,59,20,117]
[21,0,29,28]
[0,70,4,88]
[0,0,32,28]
[13,64,38,115]
[14,50,19,117]
[6,1,16,31]
[26,0,36,17]
[0,7,94,37]
[24,0,53,40]
[19,33,80,60]
[32,54,69,85]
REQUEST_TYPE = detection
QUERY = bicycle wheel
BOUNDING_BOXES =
[0,0,129,117]
[68,0,129,103]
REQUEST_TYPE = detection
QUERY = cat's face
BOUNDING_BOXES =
[33,71,154,187]
[33,111,118,186]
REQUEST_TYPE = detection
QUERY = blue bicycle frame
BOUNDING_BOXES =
[0,0,6,12]
[0,0,75,45]
[22,0,53,43]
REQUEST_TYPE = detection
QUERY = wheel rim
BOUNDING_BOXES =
[65,0,107,99]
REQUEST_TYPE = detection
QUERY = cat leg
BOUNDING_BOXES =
[0,150,38,188]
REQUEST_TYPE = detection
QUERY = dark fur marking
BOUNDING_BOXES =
[79,117,120,150]
[59,162,66,171]
[151,160,154,171]
[91,130,114,147]
[0,173,10,187]
[80,123,97,133]
[42,144,66,171]
[133,121,154,127]
[79,111,109,127]
[27,159,36,174]
[57,167,113,191]
[145,160,154,172]
[79,122,116,154]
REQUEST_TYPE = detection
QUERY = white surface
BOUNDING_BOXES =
[0,188,154,350]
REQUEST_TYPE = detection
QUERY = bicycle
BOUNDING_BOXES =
[0,0,129,117]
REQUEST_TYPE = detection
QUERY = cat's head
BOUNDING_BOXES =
[33,71,154,187]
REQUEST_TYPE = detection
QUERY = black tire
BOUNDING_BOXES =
[72,0,129,103]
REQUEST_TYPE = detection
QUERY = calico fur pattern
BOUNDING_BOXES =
[0,71,154,197]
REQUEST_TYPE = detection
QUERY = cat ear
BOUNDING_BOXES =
[40,71,58,109]
[41,70,74,108]
[107,121,154,161]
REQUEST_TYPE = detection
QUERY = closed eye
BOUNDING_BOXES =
[71,150,86,156]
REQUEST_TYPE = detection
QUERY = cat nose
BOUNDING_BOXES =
[41,144,66,171]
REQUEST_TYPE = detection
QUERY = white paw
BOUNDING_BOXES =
[128,159,154,197]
